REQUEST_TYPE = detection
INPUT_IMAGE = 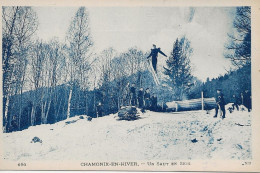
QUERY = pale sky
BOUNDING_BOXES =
[33,7,236,81]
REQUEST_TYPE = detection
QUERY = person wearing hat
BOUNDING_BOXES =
[130,84,137,106]
[9,115,18,132]
[147,44,167,72]
[151,94,158,111]
[214,89,226,119]
[243,89,252,112]
[144,88,151,109]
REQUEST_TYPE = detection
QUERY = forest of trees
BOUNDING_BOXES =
[2,6,251,133]
[2,7,96,132]
[187,7,251,106]
[203,7,251,103]
[190,7,251,105]
[2,7,39,132]
[2,6,161,132]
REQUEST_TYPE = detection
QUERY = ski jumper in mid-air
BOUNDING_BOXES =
[147,44,167,73]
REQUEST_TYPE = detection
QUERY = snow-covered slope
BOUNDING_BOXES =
[3,107,251,161]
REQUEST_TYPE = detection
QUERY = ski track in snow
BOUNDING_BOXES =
[2,107,251,161]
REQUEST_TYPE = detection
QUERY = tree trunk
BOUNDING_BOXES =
[30,106,35,126]
[118,95,120,110]
[56,99,62,123]
[45,89,53,124]
[67,88,73,119]
[41,100,47,124]
[45,99,51,124]
[19,90,23,130]
[166,97,217,111]
[3,95,10,132]
[18,60,27,130]
[85,92,88,115]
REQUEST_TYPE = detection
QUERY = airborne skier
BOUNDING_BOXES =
[147,44,167,73]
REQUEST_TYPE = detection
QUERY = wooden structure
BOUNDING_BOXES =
[146,60,160,85]
[165,93,217,112]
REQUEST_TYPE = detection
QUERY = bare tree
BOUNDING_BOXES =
[225,7,251,68]
[40,39,65,124]
[97,47,146,111]
[99,48,115,84]
[119,48,146,86]
[27,40,45,126]
[66,7,93,118]
[2,6,38,132]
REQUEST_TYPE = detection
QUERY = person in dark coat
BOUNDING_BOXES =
[9,115,18,132]
[214,89,226,119]
[96,102,103,117]
[151,94,158,111]
[243,90,252,112]
[130,84,137,106]
[147,44,167,72]
[232,94,239,111]
[123,82,130,106]
[144,88,151,109]
[137,88,144,108]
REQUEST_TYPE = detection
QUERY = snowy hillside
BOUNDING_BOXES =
[3,107,251,161]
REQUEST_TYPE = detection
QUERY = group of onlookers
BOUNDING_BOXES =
[128,84,158,111]
[214,89,252,119]
[95,83,159,117]
[95,86,252,119]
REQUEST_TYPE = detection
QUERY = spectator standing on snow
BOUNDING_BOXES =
[243,90,252,112]
[144,88,151,109]
[130,84,137,106]
[151,94,158,111]
[9,115,18,132]
[214,89,226,119]
[232,94,239,111]
[123,83,130,106]
[137,88,144,108]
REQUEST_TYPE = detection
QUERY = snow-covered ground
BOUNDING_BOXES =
[2,105,251,161]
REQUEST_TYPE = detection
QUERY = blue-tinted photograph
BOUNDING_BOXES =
[2,6,251,161]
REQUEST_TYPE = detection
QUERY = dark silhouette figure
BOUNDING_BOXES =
[147,44,167,72]
[130,84,137,106]
[232,94,239,111]
[9,115,18,132]
[137,88,144,108]
[243,90,252,112]
[151,95,158,111]
[214,89,226,119]
[123,82,130,106]
[144,88,151,109]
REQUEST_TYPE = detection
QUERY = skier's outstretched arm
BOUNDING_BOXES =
[158,49,167,57]
[147,52,152,59]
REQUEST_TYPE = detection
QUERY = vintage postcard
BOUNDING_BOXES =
[0,0,259,171]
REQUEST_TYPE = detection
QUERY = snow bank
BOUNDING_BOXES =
[3,109,251,161]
